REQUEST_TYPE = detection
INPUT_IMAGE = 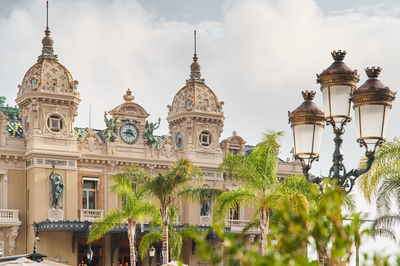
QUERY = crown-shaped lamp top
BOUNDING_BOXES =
[365,67,382,79]
[302,90,316,101]
[331,50,346,62]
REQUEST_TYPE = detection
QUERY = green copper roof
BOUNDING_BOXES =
[7,120,24,138]
[0,97,19,120]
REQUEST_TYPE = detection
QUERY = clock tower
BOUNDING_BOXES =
[167,36,224,166]
[108,89,149,147]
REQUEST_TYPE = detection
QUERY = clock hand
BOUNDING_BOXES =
[124,129,135,137]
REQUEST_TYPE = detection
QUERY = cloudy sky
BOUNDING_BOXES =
[2,0,400,260]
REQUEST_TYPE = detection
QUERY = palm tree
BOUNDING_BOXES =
[358,138,400,238]
[88,166,159,266]
[214,131,319,255]
[139,205,200,262]
[359,137,400,201]
[144,159,201,264]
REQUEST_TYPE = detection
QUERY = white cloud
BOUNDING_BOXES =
[1,0,400,258]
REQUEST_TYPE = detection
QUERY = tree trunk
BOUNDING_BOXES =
[127,218,137,266]
[317,243,328,266]
[258,208,270,255]
[355,244,359,266]
[161,206,169,265]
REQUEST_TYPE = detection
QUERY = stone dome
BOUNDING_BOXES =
[17,28,78,97]
[170,82,222,114]
[169,54,223,114]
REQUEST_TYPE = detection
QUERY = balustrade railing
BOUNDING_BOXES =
[0,209,20,224]
[80,209,104,221]
[225,219,260,234]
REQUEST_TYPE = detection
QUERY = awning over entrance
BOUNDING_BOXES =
[33,220,220,265]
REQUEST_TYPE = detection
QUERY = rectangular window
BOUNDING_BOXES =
[229,148,238,155]
[229,205,239,220]
[82,179,97,210]
[50,117,61,131]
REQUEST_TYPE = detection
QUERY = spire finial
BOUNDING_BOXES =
[39,0,56,60]
[194,30,197,56]
[46,1,49,30]
[189,30,202,80]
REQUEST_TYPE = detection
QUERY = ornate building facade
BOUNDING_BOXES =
[0,14,302,266]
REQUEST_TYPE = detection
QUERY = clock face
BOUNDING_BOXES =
[120,121,139,144]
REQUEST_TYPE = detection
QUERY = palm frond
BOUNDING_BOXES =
[212,189,256,227]
[169,231,183,260]
[358,138,400,201]
[139,232,162,259]
[179,187,222,202]
[130,200,160,223]
[376,175,400,214]
[89,208,125,242]
[370,228,396,242]
[343,193,356,213]
[219,132,283,191]
[179,225,201,240]
[239,219,260,238]
[372,214,400,230]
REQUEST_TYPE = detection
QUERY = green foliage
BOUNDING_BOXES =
[139,232,162,260]
[88,208,125,243]
[144,159,202,264]
[195,181,398,265]
[139,205,201,261]
[359,138,400,201]
[88,165,159,265]
[215,131,320,256]
[145,159,201,209]
[358,138,400,241]
[212,188,256,228]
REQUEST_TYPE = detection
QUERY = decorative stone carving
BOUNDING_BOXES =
[0,240,4,256]
[200,216,211,226]
[7,226,19,255]
[108,89,150,119]
[158,136,176,158]
[221,131,246,155]
[248,234,256,243]
[48,208,63,222]
[80,128,102,152]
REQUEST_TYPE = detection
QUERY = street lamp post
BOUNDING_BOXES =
[149,246,155,265]
[85,243,93,265]
[288,50,396,193]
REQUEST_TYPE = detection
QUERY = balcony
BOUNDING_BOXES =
[0,209,21,226]
[79,209,104,222]
[225,219,260,234]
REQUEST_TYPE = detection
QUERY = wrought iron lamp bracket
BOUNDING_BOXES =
[297,117,379,194]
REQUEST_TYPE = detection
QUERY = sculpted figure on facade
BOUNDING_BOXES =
[7,226,19,255]
[200,193,211,216]
[49,165,64,209]
[104,111,118,144]
[144,117,161,148]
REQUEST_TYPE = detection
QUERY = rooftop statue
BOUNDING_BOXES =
[144,118,161,148]
[49,164,64,209]
[104,111,118,144]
